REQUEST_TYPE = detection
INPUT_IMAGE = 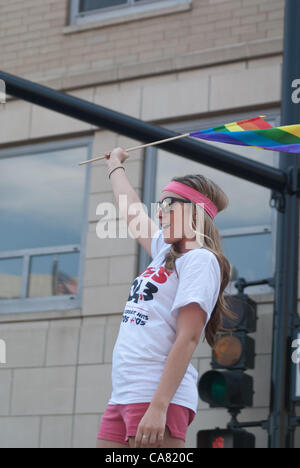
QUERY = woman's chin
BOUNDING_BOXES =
[162,231,172,242]
[162,232,181,244]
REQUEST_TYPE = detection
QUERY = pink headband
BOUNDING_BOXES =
[162,181,218,220]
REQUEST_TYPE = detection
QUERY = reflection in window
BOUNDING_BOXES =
[0,146,87,252]
[154,116,279,283]
[79,0,158,12]
[222,232,272,282]
[0,144,88,303]
[0,258,23,299]
[72,0,170,26]
[79,0,127,12]
[28,252,80,298]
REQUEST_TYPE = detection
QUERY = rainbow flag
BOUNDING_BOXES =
[189,116,300,154]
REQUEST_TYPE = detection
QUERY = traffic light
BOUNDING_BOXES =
[198,370,253,408]
[198,293,257,410]
[197,428,255,449]
[198,293,257,409]
[222,294,257,332]
[197,293,257,448]
[212,332,255,370]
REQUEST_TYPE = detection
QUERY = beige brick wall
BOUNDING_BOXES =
[1,0,299,450]
[1,305,298,447]
[0,306,278,447]
[0,51,291,448]
[0,0,284,87]
[0,59,283,148]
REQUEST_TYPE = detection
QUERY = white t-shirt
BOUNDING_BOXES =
[108,228,221,413]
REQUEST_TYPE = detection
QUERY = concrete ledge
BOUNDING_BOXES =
[59,38,285,92]
[5,38,283,98]
[0,308,82,324]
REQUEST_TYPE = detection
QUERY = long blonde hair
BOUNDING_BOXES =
[163,174,236,348]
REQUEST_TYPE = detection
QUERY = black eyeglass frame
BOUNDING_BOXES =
[155,196,193,214]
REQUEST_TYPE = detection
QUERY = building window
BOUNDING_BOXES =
[79,0,132,13]
[69,0,192,27]
[0,138,92,314]
[140,110,280,296]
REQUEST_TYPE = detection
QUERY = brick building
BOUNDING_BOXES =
[0,0,299,448]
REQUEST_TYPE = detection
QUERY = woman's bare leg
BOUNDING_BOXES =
[96,438,129,448]
[128,426,185,449]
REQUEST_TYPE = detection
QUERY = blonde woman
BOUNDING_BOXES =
[96,147,234,449]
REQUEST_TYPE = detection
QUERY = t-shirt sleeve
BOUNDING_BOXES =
[171,250,221,338]
[151,228,166,258]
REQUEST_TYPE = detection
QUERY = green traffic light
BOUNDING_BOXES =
[198,370,254,408]
[198,370,228,407]
[211,374,227,404]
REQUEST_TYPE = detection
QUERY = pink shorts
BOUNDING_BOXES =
[97,402,195,445]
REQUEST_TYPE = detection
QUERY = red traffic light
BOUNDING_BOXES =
[197,428,255,448]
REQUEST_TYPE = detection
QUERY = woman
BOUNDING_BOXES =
[96,147,234,449]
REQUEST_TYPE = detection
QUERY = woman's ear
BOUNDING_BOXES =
[192,204,197,228]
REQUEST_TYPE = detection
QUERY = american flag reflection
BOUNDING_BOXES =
[55,271,78,295]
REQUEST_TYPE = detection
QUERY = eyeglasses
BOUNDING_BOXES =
[155,197,192,214]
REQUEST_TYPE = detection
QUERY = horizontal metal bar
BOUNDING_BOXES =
[0,244,80,259]
[0,70,287,193]
[234,277,275,288]
[0,295,80,314]
[228,420,268,429]
[220,225,272,237]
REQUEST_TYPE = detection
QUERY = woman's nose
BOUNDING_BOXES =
[155,204,162,218]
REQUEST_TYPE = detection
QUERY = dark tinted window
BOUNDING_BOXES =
[79,0,127,12]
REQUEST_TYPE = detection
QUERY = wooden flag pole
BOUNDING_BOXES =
[78,132,190,166]
[78,115,268,166]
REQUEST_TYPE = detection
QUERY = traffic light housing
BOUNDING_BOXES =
[197,293,257,447]
[198,370,253,408]
[197,428,255,449]
[198,293,256,410]
[222,294,257,332]
[212,332,255,370]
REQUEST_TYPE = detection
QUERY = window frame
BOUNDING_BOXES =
[0,136,93,314]
[68,0,192,27]
[139,108,280,297]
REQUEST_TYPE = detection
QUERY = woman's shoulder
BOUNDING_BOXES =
[177,247,220,275]
[178,247,217,262]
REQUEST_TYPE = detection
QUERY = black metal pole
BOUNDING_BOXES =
[268,0,300,448]
[0,70,287,193]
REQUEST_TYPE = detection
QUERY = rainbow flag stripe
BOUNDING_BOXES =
[189,116,300,154]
